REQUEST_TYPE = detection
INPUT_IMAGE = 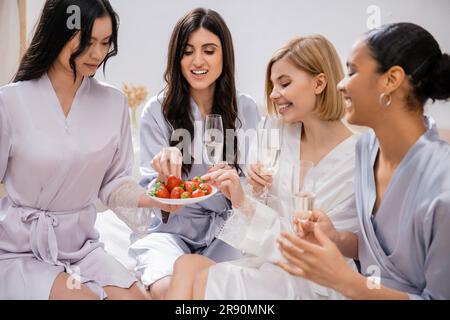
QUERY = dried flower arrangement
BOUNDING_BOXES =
[122,84,149,129]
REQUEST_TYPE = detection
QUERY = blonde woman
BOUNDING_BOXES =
[277,23,450,300]
[166,35,360,300]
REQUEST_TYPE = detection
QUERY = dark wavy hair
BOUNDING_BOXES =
[364,22,450,111]
[161,7,241,176]
[14,0,119,83]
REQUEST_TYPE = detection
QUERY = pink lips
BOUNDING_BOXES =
[190,71,208,80]
[278,104,292,115]
[85,63,98,69]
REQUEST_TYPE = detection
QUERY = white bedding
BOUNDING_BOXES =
[95,209,137,272]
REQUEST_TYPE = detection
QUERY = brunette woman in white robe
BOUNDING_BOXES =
[165,35,360,300]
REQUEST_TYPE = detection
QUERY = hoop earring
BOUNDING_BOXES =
[379,92,392,108]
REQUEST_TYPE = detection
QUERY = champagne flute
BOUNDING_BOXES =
[203,114,224,166]
[291,160,315,227]
[256,114,283,200]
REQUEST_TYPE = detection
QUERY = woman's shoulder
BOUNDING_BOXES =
[236,92,261,126]
[0,79,35,97]
[237,92,258,109]
[141,93,165,121]
[87,79,131,119]
[0,80,38,117]
[355,128,377,153]
[89,77,125,101]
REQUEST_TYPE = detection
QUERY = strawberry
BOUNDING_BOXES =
[170,186,184,199]
[192,189,205,198]
[184,181,197,193]
[180,191,191,199]
[166,175,183,192]
[193,175,204,184]
[199,183,212,195]
[149,181,170,198]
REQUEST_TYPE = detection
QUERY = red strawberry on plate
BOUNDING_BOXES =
[199,183,212,195]
[184,181,197,193]
[166,175,183,192]
[170,186,184,199]
[192,189,205,198]
[149,181,170,198]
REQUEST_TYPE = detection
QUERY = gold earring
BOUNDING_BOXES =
[379,92,392,108]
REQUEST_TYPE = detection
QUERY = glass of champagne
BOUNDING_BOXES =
[256,114,283,200]
[291,160,315,227]
[203,114,224,166]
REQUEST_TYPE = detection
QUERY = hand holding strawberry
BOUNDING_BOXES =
[201,169,245,208]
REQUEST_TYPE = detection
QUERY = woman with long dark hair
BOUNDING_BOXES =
[166,35,360,300]
[0,0,174,299]
[131,8,260,299]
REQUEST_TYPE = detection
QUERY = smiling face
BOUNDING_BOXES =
[180,28,223,94]
[337,39,385,126]
[269,57,321,124]
[54,16,113,78]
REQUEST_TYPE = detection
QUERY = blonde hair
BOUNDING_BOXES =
[265,35,345,121]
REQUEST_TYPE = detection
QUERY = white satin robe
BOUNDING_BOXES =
[207,122,359,299]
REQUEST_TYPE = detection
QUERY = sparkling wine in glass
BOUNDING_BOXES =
[292,160,316,224]
[255,114,283,200]
[203,114,224,166]
[257,114,283,175]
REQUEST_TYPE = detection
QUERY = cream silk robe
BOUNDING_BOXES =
[206,122,359,299]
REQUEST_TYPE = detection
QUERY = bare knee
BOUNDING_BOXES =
[50,272,99,300]
[149,277,171,300]
[192,268,210,300]
[173,254,215,275]
[104,282,150,300]
[130,283,152,300]
[173,254,199,274]
[124,282,151,300]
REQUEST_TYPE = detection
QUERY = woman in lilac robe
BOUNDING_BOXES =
[0,0,171,300]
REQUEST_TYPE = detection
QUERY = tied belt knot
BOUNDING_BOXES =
[15,205,87,266]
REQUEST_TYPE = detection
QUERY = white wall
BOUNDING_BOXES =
[94,0,450,128]
[25,0,45,39]
[0,0,45,86]
[0,0,20,85]
[3,0,450,128]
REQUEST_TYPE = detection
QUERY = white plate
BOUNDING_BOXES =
[147,179,218,205]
